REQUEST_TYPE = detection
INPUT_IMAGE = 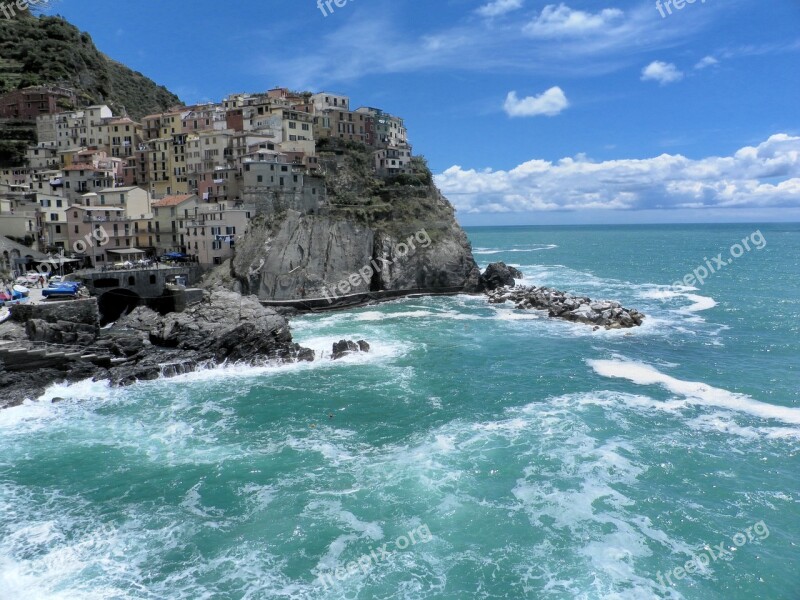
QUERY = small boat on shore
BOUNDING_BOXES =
[42,282,81,299]
[12,285,29,298]
[0,307,10,323]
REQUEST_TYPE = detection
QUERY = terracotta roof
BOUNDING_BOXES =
[152,194,195,207]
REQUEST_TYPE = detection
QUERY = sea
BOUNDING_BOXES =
[1,223,798,600]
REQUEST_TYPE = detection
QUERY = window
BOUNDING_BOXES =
[226,226,235,235]
[257,175,263,182]
[74,225,79,233]
[55,225,61,234]
[50,213,58,221]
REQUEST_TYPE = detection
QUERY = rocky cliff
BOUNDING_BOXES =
[0,290,313,408]
[224,142,481,303]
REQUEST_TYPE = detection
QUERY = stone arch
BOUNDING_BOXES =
[98,288,141,325]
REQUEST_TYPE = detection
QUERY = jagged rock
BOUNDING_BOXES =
[484,283,644,330]
[480,262,520,291]
[0,290,315,408]
[332,339,371,360]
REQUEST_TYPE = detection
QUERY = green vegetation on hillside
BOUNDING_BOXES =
[318,138,456,240]
[0,12,181,166]
[0,13,180,119]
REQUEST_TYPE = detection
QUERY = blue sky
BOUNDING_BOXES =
[43,0,800,225]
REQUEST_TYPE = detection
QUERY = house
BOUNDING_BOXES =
[151,194,199,253]
[0,86,76,120]
[66,187,154,265]
[184,202,253,266]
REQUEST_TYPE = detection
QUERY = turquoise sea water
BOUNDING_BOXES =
[1,223,799,599]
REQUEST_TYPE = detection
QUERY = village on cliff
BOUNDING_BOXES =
[0,86,413,273]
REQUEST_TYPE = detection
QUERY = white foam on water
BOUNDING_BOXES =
[353,309,438,321]
[637,285,717,314]
[474,244,557,255]
[0,378,114,435]
[589,358,800,426]
[681,293,717,313]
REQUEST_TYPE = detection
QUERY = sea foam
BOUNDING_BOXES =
[588,358,800,426]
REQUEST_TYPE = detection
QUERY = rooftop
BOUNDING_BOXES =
[97,186,143,193]
[152,194,196,207]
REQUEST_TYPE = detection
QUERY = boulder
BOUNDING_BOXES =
[480,262,519,291]
[332,339,371,360]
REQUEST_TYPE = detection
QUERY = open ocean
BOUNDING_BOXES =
[1,223,798,600]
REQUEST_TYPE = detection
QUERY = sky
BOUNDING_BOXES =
[40,0,800,226]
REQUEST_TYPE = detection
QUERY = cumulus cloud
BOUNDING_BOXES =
[504,87,569,117]
[694,55,719,69]
[476,0,524,18]
[641,60,684,84]
[523,4,624,38]
[435,134,800,214]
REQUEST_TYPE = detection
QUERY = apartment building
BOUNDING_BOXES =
[184,201,253,266]
[0,86,76,120]
[151,193,199,254]
[38,192,69,249]
[53,105,114,151]
[66,187,153,265]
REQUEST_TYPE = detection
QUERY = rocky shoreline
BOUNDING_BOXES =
[0,263,644,409]
[480,262,645,330]
[0,289,315,409]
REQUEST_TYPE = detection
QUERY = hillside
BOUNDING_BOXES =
[0,12,182,166]
[0,12,180,119]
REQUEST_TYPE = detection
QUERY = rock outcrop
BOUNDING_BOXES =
[93,289,313,386]
[487,285,644,329]
[331,339,370,360]
[0,290,313,408]
[211,143,481,304]
[480,262,523,291]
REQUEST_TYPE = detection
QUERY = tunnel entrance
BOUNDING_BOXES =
[99,288,142,325]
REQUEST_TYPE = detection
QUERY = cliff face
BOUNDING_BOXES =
[228,143,481,302]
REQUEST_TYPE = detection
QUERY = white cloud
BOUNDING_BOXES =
[695,55,719,69]
[476,0,524,18]
[258,3,711,89]
[641,60,684,85]
[435,134,800,214]
[523,4,624,38]
[504,87,569,117]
